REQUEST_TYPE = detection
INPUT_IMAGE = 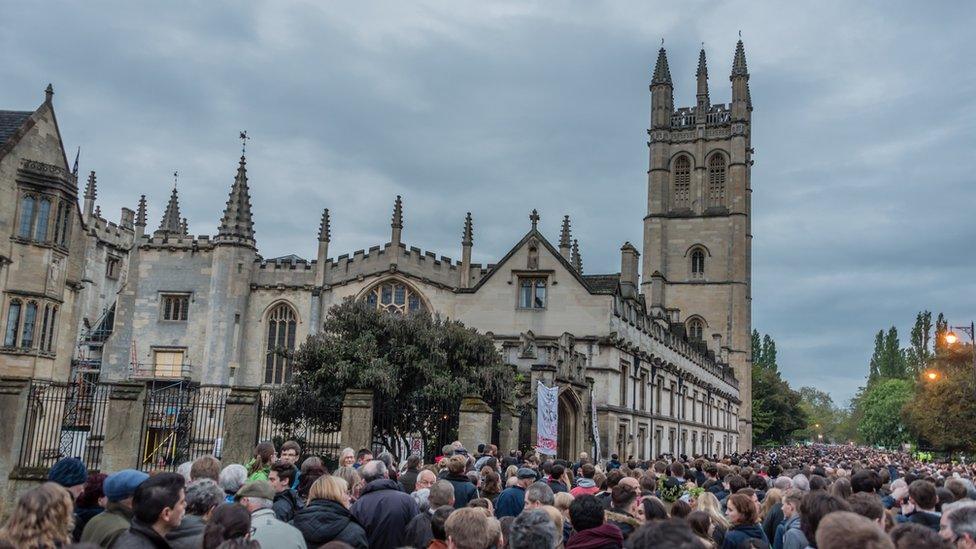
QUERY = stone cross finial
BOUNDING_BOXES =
[45,83,53,104]
[94,205,102,218]
[529,209,540,230]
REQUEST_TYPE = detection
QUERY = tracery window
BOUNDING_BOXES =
[4,299,22,347]
[707,154,727,208]
[264,303,297,385]
[18,196,35,238]
[518,278,547,309]
[365,280,427,315]
[691,248,705,279]
[687,317,705,341]
[45,306,57,352]
[34,199,51,242]
[672,156,691,210]
[21,302,37,349]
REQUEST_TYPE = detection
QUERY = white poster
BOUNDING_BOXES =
[537,381,558,455]
[591,398,601,461]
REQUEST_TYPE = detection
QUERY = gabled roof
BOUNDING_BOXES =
[269,254,305,262]
[582,273,620,294]
[0,110,32,146]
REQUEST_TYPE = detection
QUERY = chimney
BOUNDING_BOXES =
[120,208,135,229]
[620,242,640,298]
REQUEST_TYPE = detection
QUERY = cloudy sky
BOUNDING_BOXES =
[3,1,974,404]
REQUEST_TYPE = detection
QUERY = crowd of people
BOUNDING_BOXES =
[2,441,976,548]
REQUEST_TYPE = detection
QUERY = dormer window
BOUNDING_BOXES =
[518,277,547,309]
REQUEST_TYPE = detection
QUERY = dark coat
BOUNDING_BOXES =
[73,505,104,542]
[494,485,526,518]
[547,478,569,494]
[350,478,418,549]
[81,502,132,548]
[111,520,172,549]
[762,502,784,544]
[273,487,302,522]
[907,510,942,531]
[605,509,640,540]
[167,514,206,549]
[722,523,769,549]
[443,473,478,508]
[403,511,434,549]
[566,523,624,549]
[400,468,420,494]
[292,498,368,549]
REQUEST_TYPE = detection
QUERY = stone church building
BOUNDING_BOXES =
[0,41,753,461]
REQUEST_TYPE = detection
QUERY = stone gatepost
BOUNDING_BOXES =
[496,399,519,453]
[222,387,261,465]
[0,377,32,509]
[458,396,493,453]
[340,389,373,452]
[100,382,146,472]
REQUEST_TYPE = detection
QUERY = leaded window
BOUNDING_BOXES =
[707,154,727,208]
[264,303,297,385]
[688,317,705,341]
[18,196,35,238]
[365,281,427,315]
[672,156,691,209]
[518,278,547,309]
[34,199,51,242]
[161,294,189,321]
[45,306,57,352]
[691,248,705,279]
[21,302,37,349]
[4,300,22,347]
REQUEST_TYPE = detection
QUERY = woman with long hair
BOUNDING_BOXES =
[333,466,363,503]
[722,493,768,549]
[202,503,255,549]
[696,491,729,547]
[480,469,502,504]
[687,510,717,548]
[297,464,327,502]
[73,472,107,542]
[292,475,368,549]
[759,487,783,543]
[0,482,75,548]
[245,441,276,481]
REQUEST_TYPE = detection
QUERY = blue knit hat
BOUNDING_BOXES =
[104,469,149,502]
[48,457,88,488]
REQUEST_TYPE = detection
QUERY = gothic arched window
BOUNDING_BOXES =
[687,317,705,341]
[672,156,691,210]
[18,196,35,238]
[264,303,297,385]
[46,306,57,352]
[34,199,51,242]
[707,154,727,208]
[691,248,705,279]
[21,302,37,349]
[4,299,22,347]
[364,280,427,315]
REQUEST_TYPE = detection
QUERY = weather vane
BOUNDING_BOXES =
[173,170,178,189]
[739,30,742,38]
[240,130,249,155]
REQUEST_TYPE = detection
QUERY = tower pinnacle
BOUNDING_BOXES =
[462,212,473,246]
[136,195,147,227]
[571,239,583,273]
[156,185,183,236]
[529,209,540,230]
[696,47,710,115]
[651,48,672,86]
[318,208,331,243]
[84,171,97,200]
[559,215,572,259]
[391,195,403,229]
[215,153,256,247]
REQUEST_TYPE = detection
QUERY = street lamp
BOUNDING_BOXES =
[924,370,940,381]
[944,322,976,400]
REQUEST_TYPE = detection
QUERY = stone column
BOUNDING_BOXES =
[100,382,146,472]
[496,399,519,453]
[458,396,493,453]
[221,387,261,465]
[340,389,373,452]
[0,378,32,504]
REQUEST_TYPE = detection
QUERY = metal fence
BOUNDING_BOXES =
[372,395,459,461]
[257,389,342,468]
[138,382,229,472]
[18,380,110,472]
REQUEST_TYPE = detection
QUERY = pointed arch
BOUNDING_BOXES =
[686,315,707,341]
[686,245,709,279]
[264,301,298,385]
[706,152,727,209]
[358,277,430,315]
[671,155,692,210]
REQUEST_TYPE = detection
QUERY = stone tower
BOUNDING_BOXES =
[641,41,753,450]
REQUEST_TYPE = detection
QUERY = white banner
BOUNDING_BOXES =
[591,398,601,460]
[536,381,558,455]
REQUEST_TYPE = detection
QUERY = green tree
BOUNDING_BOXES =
[880,327,907,379]
[905,311,933,377]
[268,299,513,454]
[751,331,806,445]
[856,378,914,448]
[868,330,884,382]
[905,344,976,455]
[795,387,842,442]
[935,313,949,353]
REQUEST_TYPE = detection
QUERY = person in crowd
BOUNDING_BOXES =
[355,449,373,469]
[606,455,621,471]
[496,468,538,518]
[889,522,949,549]
[299,462,330,502]
[482,470,503,505]
[429,506,455,549]
[849,492,887,530]
[759,487,783,544]
[554,492,575,543]
[640,496,669,523]
[81,469,149,547]
[0,482,75,548]
[790,492,850,549]
[48,456,88,499]
[626,518,703,549]
[604,485,640,540]
[445,507,499,549]
[246,441,276,481]
[236,479,307,549]
[339,447,356,468]
[566,494,623,549]
[815,511,893,549]
[405,480,455,548]
[670,499,692,519]
[114,472,186,548]
[190,455,222,483]
[333,465,363,504]
[415,469,438,493]
[291,475,366,548]
[696,491,728,546]
[350,459,418,548]
[177,461,193,483]
[509,509,559,549]
[279,440,303,488]
[899,479,942,531]
[572,463,600,498]
[722,492,768,548]
[830,477,852,501]
[548,464,570,494]
[474,445,498,472]
[168,478,225,549]
[73,472,107,542]
[941,504,976,548]
[401,455,423,494]
[443,455,478,508]
[775,489,805,549]
[269,460,302,522]
[219,464,248,503]
[525,481,556,511]
[687,510,718,548]
[201,503,253,549]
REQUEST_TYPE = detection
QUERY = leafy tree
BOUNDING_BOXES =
[905,311,933,376]
[751,331,806,445]
[868,331,884,382]
[856,378,914,448]
[795,387,842,442]
[905,344,976,455]
[268,299,513,456]
[935,313,950,353]
[881,327,907,378]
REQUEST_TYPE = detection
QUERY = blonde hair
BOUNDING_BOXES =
[554,492,575,512]
[540,505,564,543]
[696,491,729,529]
[0,482,74,548]
[309,475,349,505]
[505,465,518,479]
[760,488,783,520]
[333,467,362,499]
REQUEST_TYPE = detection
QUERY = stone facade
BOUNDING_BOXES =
[0,41,752,462]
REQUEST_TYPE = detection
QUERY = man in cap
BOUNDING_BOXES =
[80,469,149,547]
[495,468,539,518]
[236,480,306,549]
[49,456,88,498]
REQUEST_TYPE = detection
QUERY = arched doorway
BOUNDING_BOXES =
[557,391,579,460]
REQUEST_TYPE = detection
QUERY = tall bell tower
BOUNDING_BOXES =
[641,41,754,451]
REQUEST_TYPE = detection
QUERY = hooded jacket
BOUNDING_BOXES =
[494,485,527,518]
[443,473,478,508]
[571,478,600,498]
[81,502,133,548]
[293,498,368,549]
[604,509,640,540]
[566,523,624,549]
[273,488,303,522]
[111,520,172,549]
[723,523,769,549]
[350,478,418,549]
[166,514,206,549]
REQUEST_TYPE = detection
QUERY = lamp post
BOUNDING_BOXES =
[945,321,976,399]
